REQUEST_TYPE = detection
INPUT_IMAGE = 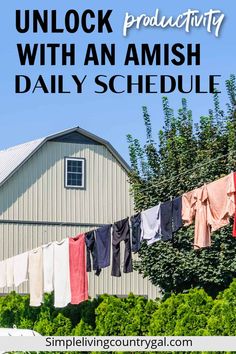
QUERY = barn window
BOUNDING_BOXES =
[65,158,85,188]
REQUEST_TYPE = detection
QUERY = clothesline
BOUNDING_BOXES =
[137,152,234,194]
[0,171,236,309]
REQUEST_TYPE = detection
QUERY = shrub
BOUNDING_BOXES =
[206,279,236,335]
[2,280,236,340]
[149,288,213,336]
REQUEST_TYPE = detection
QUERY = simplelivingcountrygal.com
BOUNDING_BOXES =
[45,337,193,350]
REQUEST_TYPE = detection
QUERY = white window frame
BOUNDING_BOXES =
[65,157,85,189]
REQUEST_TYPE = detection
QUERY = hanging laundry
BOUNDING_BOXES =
[172,196,183,232]
[160,201,173,241]
[112,217,133,277]
[95,225,112,269]
[69,234,88,305]
[182,186,210,249]
[0,261,6,288]
[206,173,235,232]
[6,258,13,287]
[131,213,142,253]
[182,190,197,226]
[13,252,28,287]
[141,204,161,245]
[53,239,71,308]
[233,172,236,237]
[85,230,101,276]
[192,186,211,249]
[28,248,43,307]
[42,242,54,293]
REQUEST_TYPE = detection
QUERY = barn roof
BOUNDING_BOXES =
[0,127,130,187]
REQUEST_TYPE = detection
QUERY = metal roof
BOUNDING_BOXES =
[0,127,130,188]
[0,138,44,187]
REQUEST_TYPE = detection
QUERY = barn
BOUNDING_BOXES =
[0,126,159,299]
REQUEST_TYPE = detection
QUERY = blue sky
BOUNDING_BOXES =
[0,0,235,162]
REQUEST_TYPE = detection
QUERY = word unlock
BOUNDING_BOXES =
[16,10,113,34]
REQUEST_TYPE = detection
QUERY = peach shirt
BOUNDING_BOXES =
[182,173,235,249]
[205,172,235,231]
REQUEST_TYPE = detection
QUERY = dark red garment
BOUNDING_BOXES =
[69,234,88,305]
[233,172,236,237]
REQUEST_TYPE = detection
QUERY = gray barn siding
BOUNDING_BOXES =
[0,142,131,223]
[0,141,160,299]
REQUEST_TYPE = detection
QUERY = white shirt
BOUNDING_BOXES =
[53,239,71,308]
[6,258,14,287]
[141,204,161,245]
[28,248,43,307]
[13,252,29,287]
[42,242,54,293]
[0,261,6,288]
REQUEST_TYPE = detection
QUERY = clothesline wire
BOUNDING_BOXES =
[137,152,234,194]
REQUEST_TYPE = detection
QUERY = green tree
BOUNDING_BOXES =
[0,292,39,328]
[53,313,72,336]
[72,319,94,336]
[33,309,55,336]
[127,75,236,296]
[206,278,236,335]
[94,294,158,336]
[149,288,213,336]
[95,295,129,335]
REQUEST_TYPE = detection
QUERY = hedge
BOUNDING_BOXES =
[1,279,236,343]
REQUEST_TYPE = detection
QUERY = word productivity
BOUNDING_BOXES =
[123,8,225,37]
